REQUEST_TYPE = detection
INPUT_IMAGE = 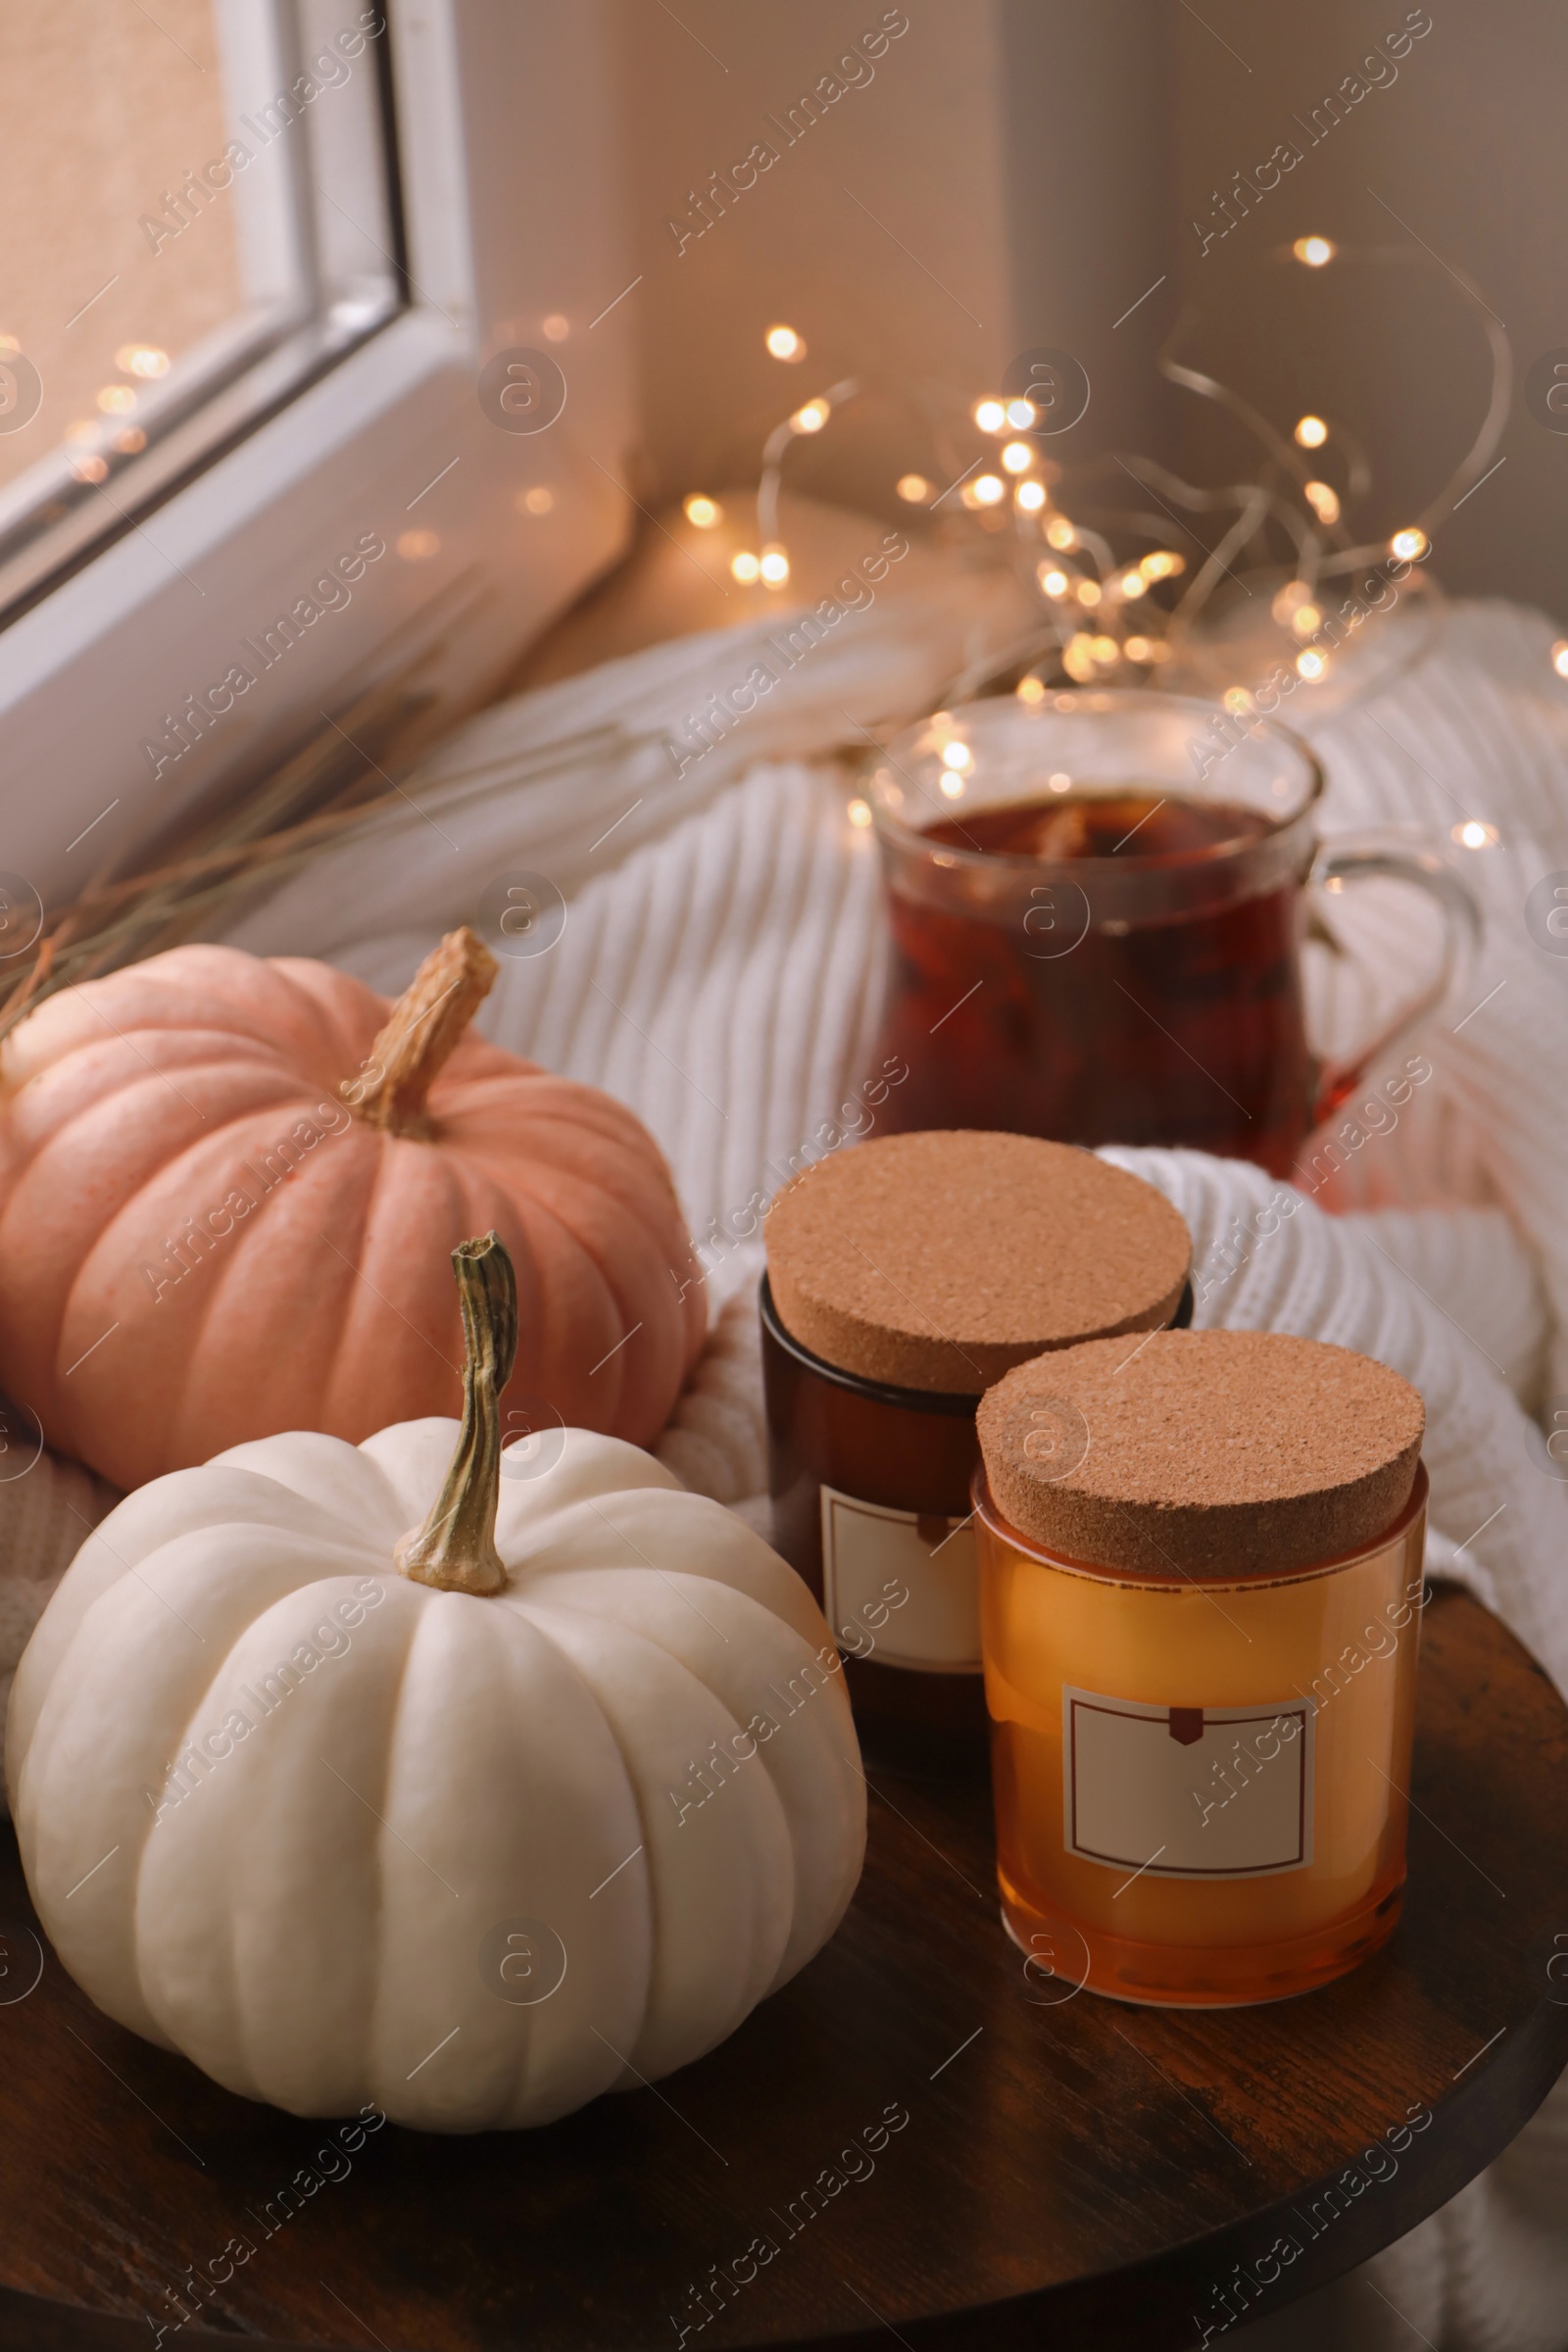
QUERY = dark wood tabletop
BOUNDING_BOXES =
[2,1584,1566,2352]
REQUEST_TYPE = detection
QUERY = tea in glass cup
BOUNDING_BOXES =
[867,692,1479,1176]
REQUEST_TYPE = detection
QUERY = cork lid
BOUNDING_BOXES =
[764,1132,1192,1395]
[977,1329,1424,1579]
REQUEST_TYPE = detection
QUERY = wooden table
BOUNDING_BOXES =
[3,1587,1566,2352]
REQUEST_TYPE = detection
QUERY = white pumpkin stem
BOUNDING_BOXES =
[348,926,499,1137]
[395,1232,519,1595]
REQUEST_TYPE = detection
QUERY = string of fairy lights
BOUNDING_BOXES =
[678,235,1568,694]
[680,357,1198,688]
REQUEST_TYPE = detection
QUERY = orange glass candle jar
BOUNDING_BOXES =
[761,1132,1192,1774]
[975,1330,1428,2005]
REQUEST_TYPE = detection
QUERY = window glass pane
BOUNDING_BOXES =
[0,2,240,492]
[0,1,400,617]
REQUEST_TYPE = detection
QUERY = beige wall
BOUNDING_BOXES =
[610,0,1179,516]
[1170,0,1568,624]
[609,0,1019,513]
[993,0,1176,468]
[610,0,1561,619]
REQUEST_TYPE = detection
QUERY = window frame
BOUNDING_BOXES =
[1,0,635,915]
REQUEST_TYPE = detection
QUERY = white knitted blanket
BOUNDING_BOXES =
[6,574,1568,2346]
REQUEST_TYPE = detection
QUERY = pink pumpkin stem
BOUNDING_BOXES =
[348,926,500,1138]
[395,1232,520,1596]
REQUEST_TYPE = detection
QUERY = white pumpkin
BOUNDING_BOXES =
[6,1237,864,2131]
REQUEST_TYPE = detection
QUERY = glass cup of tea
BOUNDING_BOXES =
[865,690,1481,1177]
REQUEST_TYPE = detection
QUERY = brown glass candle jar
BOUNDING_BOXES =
[760,1132,1193,1773]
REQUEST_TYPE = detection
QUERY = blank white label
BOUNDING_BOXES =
[819,1486,981,1672]
[1062,1688,1315,1878]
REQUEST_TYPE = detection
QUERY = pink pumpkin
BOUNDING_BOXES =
[0,929,705,1489]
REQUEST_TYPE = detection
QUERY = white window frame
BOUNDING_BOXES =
[1,0,634,912]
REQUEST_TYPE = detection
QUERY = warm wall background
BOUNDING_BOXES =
[608,0,1563,620]
[608,0,1177,515]
[609,0,1017,515]
[1169,0,1568,625]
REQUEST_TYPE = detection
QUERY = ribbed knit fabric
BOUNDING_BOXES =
[3,576,1565,2347]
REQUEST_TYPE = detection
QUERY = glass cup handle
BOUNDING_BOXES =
[1306,836,1483,1123]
